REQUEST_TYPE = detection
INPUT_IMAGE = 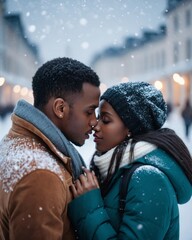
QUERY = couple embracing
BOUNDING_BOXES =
[0,57,192,240]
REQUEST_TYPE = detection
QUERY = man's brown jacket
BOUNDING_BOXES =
[0,114,75,240]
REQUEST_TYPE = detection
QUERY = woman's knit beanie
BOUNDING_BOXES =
[100,82,167,135]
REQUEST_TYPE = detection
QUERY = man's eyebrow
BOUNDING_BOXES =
[88,104,98,109]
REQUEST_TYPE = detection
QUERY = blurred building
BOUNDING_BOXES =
[91,0,192,107]
[0,0,40,107]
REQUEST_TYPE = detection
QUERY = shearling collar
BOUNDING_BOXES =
[11,114,73,173]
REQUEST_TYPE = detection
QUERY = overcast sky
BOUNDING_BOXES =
[7,0,167,65]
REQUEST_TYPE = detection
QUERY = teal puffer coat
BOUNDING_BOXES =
[68,149,192,240]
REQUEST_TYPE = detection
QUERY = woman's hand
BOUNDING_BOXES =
[70,167,99,198]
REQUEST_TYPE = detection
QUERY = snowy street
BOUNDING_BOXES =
[164,108,192,240]
[0,107,192,239]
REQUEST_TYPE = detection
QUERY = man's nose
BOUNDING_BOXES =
[92,120,101,132]
[90,114,98,129]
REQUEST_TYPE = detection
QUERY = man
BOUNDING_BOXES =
[0,57,100,239]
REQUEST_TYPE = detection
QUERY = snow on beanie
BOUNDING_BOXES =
[100,82,167,135]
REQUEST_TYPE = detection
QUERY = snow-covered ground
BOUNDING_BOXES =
[164,108,192,240]
[0,108,192,239]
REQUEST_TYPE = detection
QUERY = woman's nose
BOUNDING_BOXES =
[93,121,100,131]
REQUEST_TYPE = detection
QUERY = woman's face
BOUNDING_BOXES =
[93,100,129,153]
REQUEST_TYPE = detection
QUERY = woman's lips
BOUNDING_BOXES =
[93,134,102,142]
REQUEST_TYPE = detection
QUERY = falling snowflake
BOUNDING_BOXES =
[81,41,89,49]
[80,18,87,26]
[28,25,36,33]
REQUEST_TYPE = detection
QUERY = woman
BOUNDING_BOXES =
[68,82,192,240]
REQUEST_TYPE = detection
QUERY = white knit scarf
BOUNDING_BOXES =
[93,141,156,180]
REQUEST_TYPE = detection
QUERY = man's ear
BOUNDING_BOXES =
[53,98,69,119]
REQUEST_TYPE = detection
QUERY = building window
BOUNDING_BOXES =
[186,38,192,60]
[186,9,191,27]
[173,15,179,32]
[173,43,179,63]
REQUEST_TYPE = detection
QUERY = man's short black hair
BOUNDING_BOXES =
[32,57,100,108]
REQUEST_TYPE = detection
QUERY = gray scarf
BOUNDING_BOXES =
[13,99,86,179]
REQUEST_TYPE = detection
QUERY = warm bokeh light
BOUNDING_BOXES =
[173,73,185,85]
[20,87,29,96]
[120,77,129,83]
[154,80,163,90]
[13,85,21,93]
[0,77,5,87]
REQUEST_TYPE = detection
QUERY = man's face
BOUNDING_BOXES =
[61,83,100,146]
